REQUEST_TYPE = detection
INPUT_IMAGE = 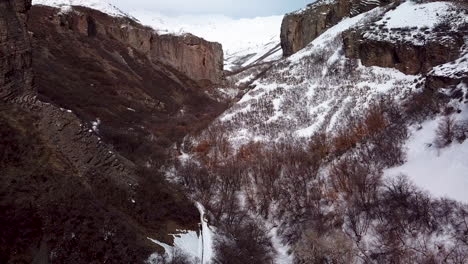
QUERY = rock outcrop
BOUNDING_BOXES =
[41,5,224,84]
[151,33,224,86]
[280,0,395,56]
[341,0,468,76]
[343,29,465,75]
[0,0,33,99]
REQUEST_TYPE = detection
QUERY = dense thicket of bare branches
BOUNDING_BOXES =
[171,99,468,263]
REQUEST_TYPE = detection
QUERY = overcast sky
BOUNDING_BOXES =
[110,0,313,18]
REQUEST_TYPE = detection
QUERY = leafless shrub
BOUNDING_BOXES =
[329,156,382,210]
[380,175,432,229]
[294,229,357,264]
[435,115,456,148]
[213,219,275,264]
[149,248,193,264]
[454,120,468,143]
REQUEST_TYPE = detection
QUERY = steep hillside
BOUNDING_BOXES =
[216,0,467,144]
[28,4,227,166]
[168,1,468,263]
[1,0,226,263]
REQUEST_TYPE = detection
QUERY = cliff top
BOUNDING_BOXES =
[32,0,130,17]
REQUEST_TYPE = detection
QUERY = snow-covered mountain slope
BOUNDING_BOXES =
[385,108,468,203]
[175,2,468,263]
[32,0,130,17]
[213,7,406,142]
[201,0,468,201]
[132,12,284,70]
[363,0,468,45]
[212,0,467,141]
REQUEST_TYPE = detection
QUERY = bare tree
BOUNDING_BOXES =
[435,115,456,148]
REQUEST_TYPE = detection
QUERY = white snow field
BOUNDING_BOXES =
[386,85,468,203]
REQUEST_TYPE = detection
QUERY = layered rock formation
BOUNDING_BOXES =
[280,0,396,56]
[343,29,465,75]
[38,4,224,84]
[0,0,33,98]
[341,1,468,82]
[152,33,224,86]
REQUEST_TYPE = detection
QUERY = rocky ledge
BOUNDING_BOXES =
[280,0,396,56]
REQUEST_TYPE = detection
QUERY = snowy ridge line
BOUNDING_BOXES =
[32,0,135,19]
[291,0,337,15]
[33,0,285,69]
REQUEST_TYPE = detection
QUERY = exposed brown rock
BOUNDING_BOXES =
[342,29,465,75]
[44,5,224,84]
[152,33,224,86]
[280,0,396,56]
[28,5,227,163]
[0,0,34,99]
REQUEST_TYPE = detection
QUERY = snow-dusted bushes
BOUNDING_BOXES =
[361,175,468,263]
[173,94,468,263]
[212,219,275,264]
[434,115,468,148]
[149,248,192,264]
[435,115,457,148]
[294,229,357,264]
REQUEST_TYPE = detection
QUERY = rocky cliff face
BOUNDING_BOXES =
[152,33,224,85]
[343,30,465,75]
[42,5,224,84]
[280,0,396,56]
[342,0,468,85]
[0,0,33,99]
[1,1,210,263]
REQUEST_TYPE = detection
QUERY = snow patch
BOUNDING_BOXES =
[385,112,468,203]
[91,118,101,133]
[33,0,130,17]
[147,202,215,264]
